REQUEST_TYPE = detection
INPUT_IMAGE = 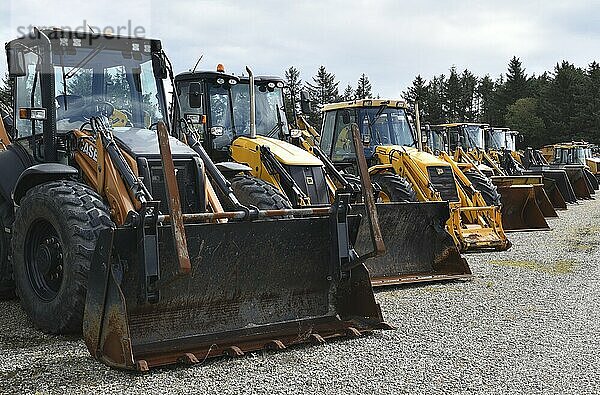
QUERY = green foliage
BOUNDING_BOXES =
[283,66,302,121]
[505,98,545,147]
[342,84,354,101]
[0,73,12,107]
[305,66,340,129]
[355,73,372,99]
[405,56,600,147]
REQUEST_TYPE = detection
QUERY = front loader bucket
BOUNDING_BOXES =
[495,184,550,231]
[83,216,387,371]
[525,169,577,204]
[584,168,599,191]
[490,175,557,218]
[352,202,471,286]
[531,185,558,217]
[563,166,593,200]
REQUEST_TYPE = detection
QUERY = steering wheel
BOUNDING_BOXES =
[82,101,115,120]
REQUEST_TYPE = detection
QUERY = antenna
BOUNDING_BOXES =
[191,55,204,73]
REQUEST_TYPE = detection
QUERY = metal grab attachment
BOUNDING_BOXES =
[349,123,386,263]
[156,121,191,275]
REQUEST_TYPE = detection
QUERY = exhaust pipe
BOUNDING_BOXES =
[246,66,257,139]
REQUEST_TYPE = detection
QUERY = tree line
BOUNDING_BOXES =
[403,57,600,148]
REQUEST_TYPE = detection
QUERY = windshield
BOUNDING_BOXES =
[358,107,415,147]
[486,129,508,150]
[428,130,446,152]
[53,47,164,133]
[461,125,484,149]
[573,147,586,164]
[231,83,289,138]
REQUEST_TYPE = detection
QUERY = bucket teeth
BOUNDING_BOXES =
[178,353,200,365]
[265,340,286,350]
[345,327,362,338]
[224,346,245,357]
[309,334,326,345]
[135,360,149,372]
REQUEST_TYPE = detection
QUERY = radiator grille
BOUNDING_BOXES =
[427,166,460,202]
[148,160,200,214]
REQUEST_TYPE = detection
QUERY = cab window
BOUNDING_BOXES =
[331,110,356,162]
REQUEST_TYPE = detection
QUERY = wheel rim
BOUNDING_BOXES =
[25,219,64,301]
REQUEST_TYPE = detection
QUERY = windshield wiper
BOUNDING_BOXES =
[366,104,387,145]
[265,104,285,139]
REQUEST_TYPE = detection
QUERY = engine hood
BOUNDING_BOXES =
[233,135,323,166]
[112,127,197,158]
[374,145,450,167]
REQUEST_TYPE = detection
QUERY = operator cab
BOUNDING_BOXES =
[320,100,416,166]
[433,123,488,152]
[7,29,169,163]
[175,67,289,161]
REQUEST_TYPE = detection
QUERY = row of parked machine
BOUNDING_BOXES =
[0,28,595,372]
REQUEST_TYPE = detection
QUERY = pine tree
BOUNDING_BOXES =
[425,74,447,124]
[477,75,495,123]
[504,56,529,106]
[445,67,462,122]
[459,69,478,121]
[355,73,373,99]
[342,84,355,100]
[402,75,427,104]
[538,61,586,143]
[305,66,340,129]
[0,73,12,107]
[283,66,302,120]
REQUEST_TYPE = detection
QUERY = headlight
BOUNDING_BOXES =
[217,78,225,85]
[210,126,224,136]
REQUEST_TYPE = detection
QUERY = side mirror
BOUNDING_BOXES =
[341,110,351,125]
[188,82,203,109]
[152,53,168,79]
[7,48,26,78]
[300,90,312,114]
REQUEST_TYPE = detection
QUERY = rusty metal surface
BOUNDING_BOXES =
[352,202,471,286]
[84,217,388,371]
[563,166,593,200]
[156,122,191,274]
[526,169,577,204]
[496,185,550,232]
[350,123,386,261]
[532,185,558,218]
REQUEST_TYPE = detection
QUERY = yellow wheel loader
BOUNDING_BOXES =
[319,100,510,253]
[540,142,599,192]
[0,29,391,371]
[173,68,471,286]
[481,128,571,208]
[430,123,554,231]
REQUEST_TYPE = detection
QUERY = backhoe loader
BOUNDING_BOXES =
[173,68,471,285]
[540,142,599,190]
[319,100,511,253]
[430,123,554,231]
[0,28,390,371]
[522,146,591,202]
[482,128,570,208]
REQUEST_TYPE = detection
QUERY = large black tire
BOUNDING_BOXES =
[465,171,502,206]
[11,180,113,334]
[0,202,14,299]
[372,173,417,202]
[230,175,293,210]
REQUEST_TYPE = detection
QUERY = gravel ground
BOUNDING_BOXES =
[1,198,599,394]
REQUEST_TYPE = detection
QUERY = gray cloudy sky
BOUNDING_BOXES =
[1,0,599,97]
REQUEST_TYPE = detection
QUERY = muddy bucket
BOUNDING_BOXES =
[352,201,471,286]
[83,214,388,371]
